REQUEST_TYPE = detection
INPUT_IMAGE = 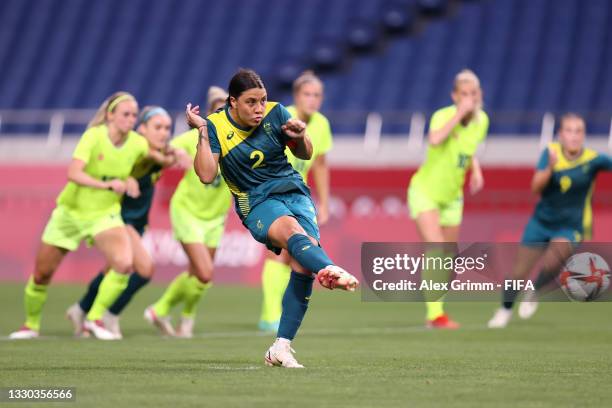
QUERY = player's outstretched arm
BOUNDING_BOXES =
[186,103,219,184]
[469,156,484,195]
[283,118,313,160]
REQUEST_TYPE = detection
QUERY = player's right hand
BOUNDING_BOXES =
[457,97,476,117]
[125,177,141,199]
[186,103,206,130]
[106,179,127,195]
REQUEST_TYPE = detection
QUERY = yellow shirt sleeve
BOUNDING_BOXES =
[72,127,99,163]
[171,129,198,155]
[429,106,455,132]
[316,116,333,156]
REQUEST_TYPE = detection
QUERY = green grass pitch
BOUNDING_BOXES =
[1,282,611,407]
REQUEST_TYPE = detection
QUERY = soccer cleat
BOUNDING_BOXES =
[317,265,359,292]
[102,312,122,340]
[518,291,539,320]
[65,303,86,337]
[264,340,304,368]
[426,313,460,329]
[487,308,513,328]
[9,326,39,340]
[144,306,175,337]
[83,319,118,340]
[258,320,280,333]
[176,316,194,339]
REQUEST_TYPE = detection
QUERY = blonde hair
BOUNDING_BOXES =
[88,91,137,128]
[206,86,228,115]
[292,70,324,94]
[137,105,170,127]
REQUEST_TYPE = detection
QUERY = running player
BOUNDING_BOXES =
[187,69,358,368]
[66,106,177,339]
[488,113,612,328]
[407,69,488,329]
[258,71,333,332]
[144,86,232,338]
[9,92,161,340]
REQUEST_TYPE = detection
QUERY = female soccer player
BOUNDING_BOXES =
[9,92,161,340]
[187,69,358,368]
[488,113,612,328]
[66,106,177,339]
[144,86,233,338]
[408,69,488,329]
[258,71,333,332]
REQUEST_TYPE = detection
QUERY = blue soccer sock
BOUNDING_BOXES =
[108,272,150,315]
[286,234,334,274]
[277,271,314,340]
[79,271,105,313]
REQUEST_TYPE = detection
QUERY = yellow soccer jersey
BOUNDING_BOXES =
[410,105,489,203]
[284,106,333,180]
[56,125,148,219]
[170,129,232,220]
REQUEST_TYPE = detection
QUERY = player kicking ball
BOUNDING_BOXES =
[187,69,358,368]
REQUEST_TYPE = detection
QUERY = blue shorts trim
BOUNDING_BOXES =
[243,192,320,254]
[521,217,581,245]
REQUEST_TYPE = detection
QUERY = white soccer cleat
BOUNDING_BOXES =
[317,265,359,292]
[9,326,39,340]
[487,308,513,329]
[102,312,122,340]
[65,303,85,337]
[518,291,539,320]
[144,306,176,337]
[264,339,304,368]
[83,319,118,340]
[176,316,194,339]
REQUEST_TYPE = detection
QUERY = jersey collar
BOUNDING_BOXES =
[225,106,253,132]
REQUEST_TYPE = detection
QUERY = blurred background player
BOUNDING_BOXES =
[144,87,232,338]
[258,71,333,332]
[66,106,177,339]
[407,69,488,329]
[488,113,612,328]
[9,92,150,340]
[188,69,358,368]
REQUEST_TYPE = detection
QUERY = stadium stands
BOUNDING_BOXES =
[0,0,610,135]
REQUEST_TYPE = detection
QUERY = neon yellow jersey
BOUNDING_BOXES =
[410,105,489,203]
[56,125,148,219]
[284,105,333,180]
[170,129,232,220]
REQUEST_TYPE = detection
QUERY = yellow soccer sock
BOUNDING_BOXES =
[181,276,212,318]
[86,269,129,321]
[260,259,291,323]
[153,272,189,317]
[24,276,48,331]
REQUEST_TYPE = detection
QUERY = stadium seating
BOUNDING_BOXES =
[0,0,610,135]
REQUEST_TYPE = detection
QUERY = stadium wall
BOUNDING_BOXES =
[2,165,612,285]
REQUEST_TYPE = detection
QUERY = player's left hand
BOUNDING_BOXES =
[186,103,206,130]
[125,177,141,199]
[469,169,484,195]
[282,119,306,139]
[173,148,193,170]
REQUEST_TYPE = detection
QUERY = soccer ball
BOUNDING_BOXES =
[558,252,610,301]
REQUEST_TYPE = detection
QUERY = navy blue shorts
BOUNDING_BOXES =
[243,192,320,254]
[521,216,582,245]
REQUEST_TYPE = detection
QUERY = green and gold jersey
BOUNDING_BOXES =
[284,106,333,180]
[170,129,232,220]
[410,105,489,203]
[56,125,148,219]
[533,142,612,238]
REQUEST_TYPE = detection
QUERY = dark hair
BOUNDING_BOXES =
[227,69,265,103]
[559,112,585,130]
